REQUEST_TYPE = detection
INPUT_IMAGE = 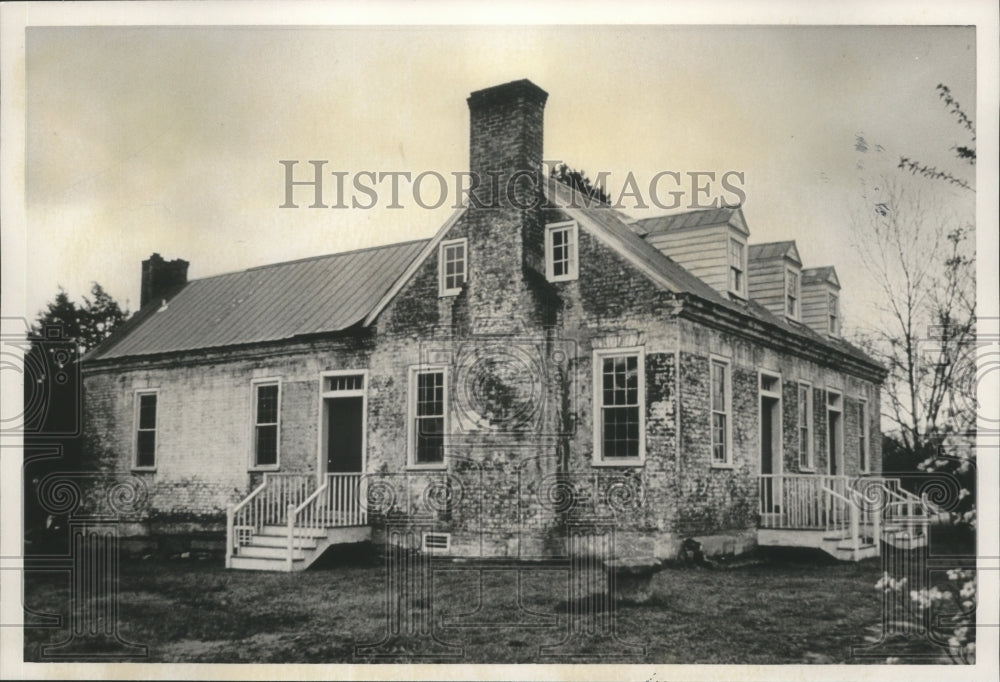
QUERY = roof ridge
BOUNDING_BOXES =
[188,238,432,283]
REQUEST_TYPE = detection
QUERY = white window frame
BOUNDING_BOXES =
[250,378,281,471]
[438,238,468,296]
[728,237,747,298]
[857,397,869,473]
[132,388,159,471]
[592,346,646,466]
[797,381,814,471]
[407,365,449,470]
[785,268,800,320]
[545,220,579,283]
[709,356,733,468]
[827,291,839,335]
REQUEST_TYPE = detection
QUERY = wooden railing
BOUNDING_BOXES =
[758,473,939,554]
[226,473,315,566]
[823,485,862,554]
[758,474,852,529]
[287,473,367,565]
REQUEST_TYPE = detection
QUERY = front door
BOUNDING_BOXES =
[828,409,841,476]
[326,396,363,473]
[760,395,780,512]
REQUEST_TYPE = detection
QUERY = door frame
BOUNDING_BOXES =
[825,387,844,476]
[758,370,783,513]
[317,369,369,484]
[758,369,783,478]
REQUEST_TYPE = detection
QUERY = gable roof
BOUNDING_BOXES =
[84,239,428,362]
[632,205,749,236]
[544,178,722,299]
[802,266,841,288]
[749,240,801,265]
[84,182,876,375]
[542,179,877,372]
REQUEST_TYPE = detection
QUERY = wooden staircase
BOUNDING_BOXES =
[757,475,933,562]
[226,473,370,572]
[229,524,371,571]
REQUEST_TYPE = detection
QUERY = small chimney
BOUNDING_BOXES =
[140,253,189,308]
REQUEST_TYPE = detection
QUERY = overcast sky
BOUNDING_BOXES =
[24,24,976,332]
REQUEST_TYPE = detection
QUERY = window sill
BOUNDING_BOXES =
[439,290,461,298]
[710,462,734,470]
[131,466,156,473]
[547,274,578,284]
[250,466,280,473]
[592,459,645,468]
[406,463,447,471]
[798,467,816,473]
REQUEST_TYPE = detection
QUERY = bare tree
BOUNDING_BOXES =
[850,176,975,453]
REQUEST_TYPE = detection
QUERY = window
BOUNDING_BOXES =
[729,238,746,296]
[797,382,813,469]
[785,269,800,319]
[324,374,364,392]
[828,292,839,335]
[710,359,731,466]
[593,349,645,463]
[134,391,157,469]
[253,381,280,468]
[545,221,578,282]
[858,399,869,472]
[439,238,467,296]
[409,367,447,467]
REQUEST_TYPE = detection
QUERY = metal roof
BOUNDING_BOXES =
[85,239,429,361]
[749,241,801,264]
[545,178,721,299]
[802,266,840,287]
[632,206,746,235]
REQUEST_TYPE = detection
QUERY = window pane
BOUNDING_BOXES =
[255,424,278,466]
[416,417,444,463]
[136,431,156,467]
[712,412,727,462]
[138,394,157,429]
[417,372,444,416]
[256,384,278,424]
[711,362,726,412]
[602,406,639,458]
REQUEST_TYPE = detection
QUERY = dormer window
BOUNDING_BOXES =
[545,221,578,282]
[439,238,467,296]
[828,293,839,335]
[785,269,800,319]
[728,238,746,297]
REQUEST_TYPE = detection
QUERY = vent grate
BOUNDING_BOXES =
[422,532,451,552]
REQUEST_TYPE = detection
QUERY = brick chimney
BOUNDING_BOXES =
[140,253,189,308]
[464,79,548,332]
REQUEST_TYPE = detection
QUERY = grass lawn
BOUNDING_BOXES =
[22,546,953,664]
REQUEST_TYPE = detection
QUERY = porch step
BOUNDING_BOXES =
[237,544,310,560]
[230,555,305,571]
[249,534,319,549]
[258,525,330,538]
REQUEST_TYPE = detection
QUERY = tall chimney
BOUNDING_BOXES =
[464,79,548,332]
[140,253,189,308]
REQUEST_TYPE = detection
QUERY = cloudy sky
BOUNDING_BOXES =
[23,22,978,333]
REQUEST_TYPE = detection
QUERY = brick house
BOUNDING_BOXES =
[81,79,908,571]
